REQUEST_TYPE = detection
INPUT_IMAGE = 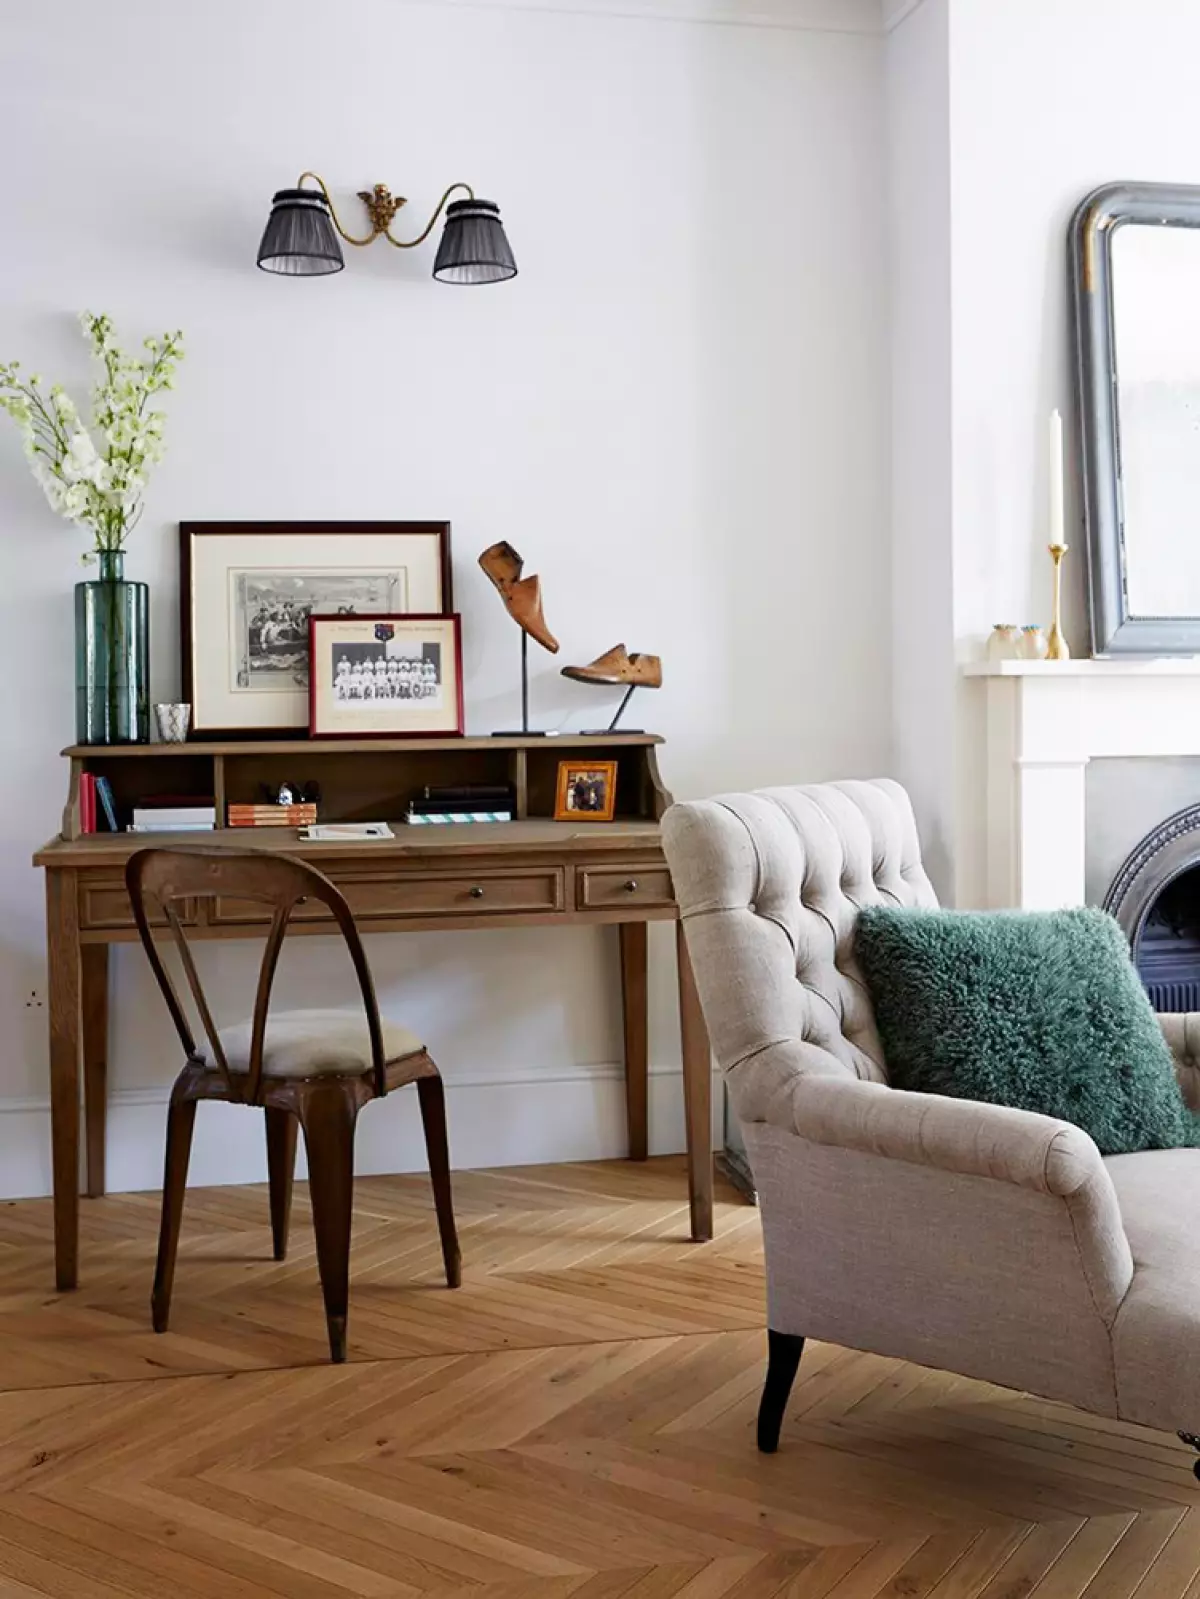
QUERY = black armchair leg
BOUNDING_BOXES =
[757,1329,805,1453]
[1178,1430,1200,1479]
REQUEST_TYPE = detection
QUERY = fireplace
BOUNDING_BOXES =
[1104,804,1200,1012]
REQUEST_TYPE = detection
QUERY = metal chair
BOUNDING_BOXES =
[126,845,461,1362]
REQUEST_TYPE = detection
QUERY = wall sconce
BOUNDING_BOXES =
[256,173,517,284]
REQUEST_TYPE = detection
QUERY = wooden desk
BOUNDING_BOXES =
[33,734,713,1291]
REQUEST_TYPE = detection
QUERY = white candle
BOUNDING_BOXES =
[1049,408,1065,548]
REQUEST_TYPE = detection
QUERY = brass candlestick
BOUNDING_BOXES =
[1046,543,1070,660]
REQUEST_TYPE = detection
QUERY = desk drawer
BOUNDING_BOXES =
[576,865,675,912]
[80,881,198,930]
[211,867,566,927]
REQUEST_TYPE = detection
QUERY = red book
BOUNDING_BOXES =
[79,773,96,835]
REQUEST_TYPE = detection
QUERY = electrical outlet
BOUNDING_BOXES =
[24,989,45,1010]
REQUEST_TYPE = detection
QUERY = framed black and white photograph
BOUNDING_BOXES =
[554,760,618,822]
[181,522,452,735]
[309,614,464,738]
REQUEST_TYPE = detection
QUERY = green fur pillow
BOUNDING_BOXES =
[855,905,1197,1155]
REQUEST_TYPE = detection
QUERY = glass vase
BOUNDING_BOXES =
[74,550,149,744]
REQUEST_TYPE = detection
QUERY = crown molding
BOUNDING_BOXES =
[430,0,883,34]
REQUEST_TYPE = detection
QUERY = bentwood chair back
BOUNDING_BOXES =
[126,845,461,1362]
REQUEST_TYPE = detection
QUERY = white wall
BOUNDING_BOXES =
[0,0,890,1195]
[946,0,1200,904]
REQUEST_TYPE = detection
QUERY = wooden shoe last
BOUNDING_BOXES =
[478,541,559,654]
[562,644,662,688]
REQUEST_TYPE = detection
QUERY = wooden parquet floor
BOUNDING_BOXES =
[0,1156,1195,1598]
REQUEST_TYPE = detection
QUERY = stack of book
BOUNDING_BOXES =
[79,774,120,833]
[228,803,319,828]
[127,795,217,833]
[406,784,516,825]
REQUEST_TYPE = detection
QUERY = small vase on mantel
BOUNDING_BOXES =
[988,624,1023,661]
[1018,625,1048,661]
[74,550,150,744]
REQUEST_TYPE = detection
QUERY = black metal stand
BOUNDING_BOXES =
[493,631,550,736]
[583,683,645,736]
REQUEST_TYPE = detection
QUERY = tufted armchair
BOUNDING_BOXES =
[662,779,1200,1466]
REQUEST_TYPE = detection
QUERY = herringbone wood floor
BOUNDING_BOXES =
[0,1156,1195,1597]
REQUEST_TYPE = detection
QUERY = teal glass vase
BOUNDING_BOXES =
[74,550,149,744]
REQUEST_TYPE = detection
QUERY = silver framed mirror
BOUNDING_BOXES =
[1071,181,1200,655]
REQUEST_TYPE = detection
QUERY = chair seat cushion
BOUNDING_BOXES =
[218,1009,423,1078]
[855,905,1197,1156]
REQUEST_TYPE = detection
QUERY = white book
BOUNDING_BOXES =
[126,822,216,832]
[132,807,216,825]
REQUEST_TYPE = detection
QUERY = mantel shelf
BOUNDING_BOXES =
[962,659,1200,677]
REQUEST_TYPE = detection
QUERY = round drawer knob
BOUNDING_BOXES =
[469,885,485,899]
[623,878,639,893]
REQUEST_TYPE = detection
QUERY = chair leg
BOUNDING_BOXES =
[300,1087,359,1363]
[1178,1431,1200,1480]
[757,1329,805,1453]
[151,1089,198,1334]
[417,1072,462,1289]
[264,1108,297,1262]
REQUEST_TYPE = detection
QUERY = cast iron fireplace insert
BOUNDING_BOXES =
[1105,803,1200,1011]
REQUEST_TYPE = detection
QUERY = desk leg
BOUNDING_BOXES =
[676,919,714,1242]
[46,870,81,1291]
[81,944,109,1199]
[618,923,649,1161]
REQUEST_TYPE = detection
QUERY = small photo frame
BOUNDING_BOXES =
[555,760,618,822]
[309,613,464,738]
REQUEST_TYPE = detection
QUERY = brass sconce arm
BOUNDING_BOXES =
[297,172,476,250]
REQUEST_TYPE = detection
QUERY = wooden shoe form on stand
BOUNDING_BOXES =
[478,541,560,736]
[478,541,559,653]
[561,644,663,733]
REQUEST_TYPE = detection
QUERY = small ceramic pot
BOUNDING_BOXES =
[987,625,1023,661]
[1018,626,1048,661]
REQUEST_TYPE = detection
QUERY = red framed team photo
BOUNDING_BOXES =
[308,613,464,738]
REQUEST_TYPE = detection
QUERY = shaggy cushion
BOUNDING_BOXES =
[855,905,1198,1156]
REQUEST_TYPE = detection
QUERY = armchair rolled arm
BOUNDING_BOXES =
[789,1073,1103,1196]
[728,1038,1105,1194]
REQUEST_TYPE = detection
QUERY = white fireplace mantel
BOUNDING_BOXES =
[964,659,1200,909]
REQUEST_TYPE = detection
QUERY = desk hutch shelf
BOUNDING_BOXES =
[60,733,671,841]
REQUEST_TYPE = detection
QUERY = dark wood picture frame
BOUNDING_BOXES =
[308,613,465,739]
[180,521,453,737]
[554,759,618,821]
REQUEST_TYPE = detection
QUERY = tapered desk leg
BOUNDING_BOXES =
[619,922,649,1161]
[676,919,713,1242]
[46,870,81,1290]
[81,944,109,1199]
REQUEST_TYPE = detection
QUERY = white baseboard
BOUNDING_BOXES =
[0,1063,722,1200]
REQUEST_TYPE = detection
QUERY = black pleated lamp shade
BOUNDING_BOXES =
[257,189,344,276]
[433,199,517,284]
